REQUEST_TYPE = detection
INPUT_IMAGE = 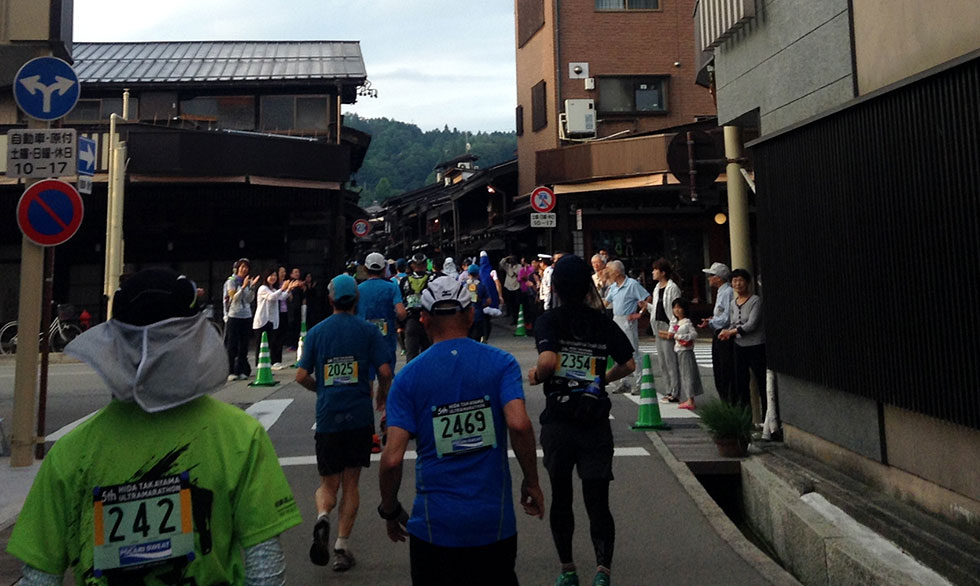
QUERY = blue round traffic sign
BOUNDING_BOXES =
[13,57,81,121]
[17,180,84,247]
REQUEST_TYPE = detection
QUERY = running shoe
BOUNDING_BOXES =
[226,374,237,383]
[556,571,579,586]
[332,548,356,572]
[593,571,611,586]
[371,434,382,454]
[309,517,330,566]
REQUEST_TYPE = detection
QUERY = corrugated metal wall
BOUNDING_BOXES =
[752,55,980,430]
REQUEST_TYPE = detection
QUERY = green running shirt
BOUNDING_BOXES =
[6,396,302,585]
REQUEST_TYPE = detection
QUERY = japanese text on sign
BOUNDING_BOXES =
[6,129,77,178]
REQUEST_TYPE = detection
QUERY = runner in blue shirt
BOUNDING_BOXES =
[296,274,393,573]
[379,276,544,586]
[358,252,407,369]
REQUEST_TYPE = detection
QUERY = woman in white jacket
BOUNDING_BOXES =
[253,268,297,369]
[650,258,681,401]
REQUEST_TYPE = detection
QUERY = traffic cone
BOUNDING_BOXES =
[292,319,307,367]
[249,332,280,387]
[632,353,669,430]
[513,306,527,337]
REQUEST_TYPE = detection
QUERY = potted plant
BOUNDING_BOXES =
[698,400,753,457]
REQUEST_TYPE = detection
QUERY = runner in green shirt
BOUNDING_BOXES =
[6,268,302,586]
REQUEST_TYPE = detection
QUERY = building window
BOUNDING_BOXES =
[531,81,547,131]
[518,0,545,47]
[597,76,668,114]
[516,105,524,136]
[180,96,255,130]
[260,95,330,132]
[596,0,659,10]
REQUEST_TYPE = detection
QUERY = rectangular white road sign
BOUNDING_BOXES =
[6,129,76,178]
[530,212,556,228]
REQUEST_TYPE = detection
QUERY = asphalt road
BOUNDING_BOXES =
[0,323,771,585]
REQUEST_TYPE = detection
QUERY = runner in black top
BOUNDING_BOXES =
[527,255,636,586]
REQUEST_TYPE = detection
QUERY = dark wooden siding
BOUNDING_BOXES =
[752,54,980,429]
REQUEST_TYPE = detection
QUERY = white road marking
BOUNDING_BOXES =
[624,392,700,419]
[278,447,649,467]
[45,410,98,442]
[245,399,294,431]
[639,345,713,368]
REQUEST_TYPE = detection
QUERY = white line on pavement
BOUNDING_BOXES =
[45,410,98,442]
[245,399,294,431]
[278,446,650,467]
[624,392,700,419]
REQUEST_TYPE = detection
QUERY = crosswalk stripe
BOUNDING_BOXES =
[278,447,649,467]
[623,392,700,419]
[638,345,713,368]
[245,399,293,431]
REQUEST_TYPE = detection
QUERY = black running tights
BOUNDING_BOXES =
[550,476,615,569]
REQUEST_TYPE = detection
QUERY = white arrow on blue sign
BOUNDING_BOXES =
[13,57,81,122]
[78,136,97,176]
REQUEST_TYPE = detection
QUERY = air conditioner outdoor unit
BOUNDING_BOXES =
[564,99,596,136]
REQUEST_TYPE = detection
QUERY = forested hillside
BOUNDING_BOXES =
[344,114,516,207]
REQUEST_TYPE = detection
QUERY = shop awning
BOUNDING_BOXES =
[553,172,742,194]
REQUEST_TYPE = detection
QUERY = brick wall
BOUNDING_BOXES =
[516,0,717,195]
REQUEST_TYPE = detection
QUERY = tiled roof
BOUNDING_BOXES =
[73,41,367,84]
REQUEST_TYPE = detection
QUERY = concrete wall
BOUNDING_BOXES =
[778,374,883,463]
[714,0,855,134]
[515,0,559,196]
[852,0,980,94]
[885,406,980,503]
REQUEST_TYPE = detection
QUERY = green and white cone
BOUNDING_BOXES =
[632,353,669,430]
[250,331,280,387]
[513,305,527,337]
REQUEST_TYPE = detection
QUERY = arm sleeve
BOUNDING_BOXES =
[385,374,417,434]
[498,355,526,405]
[234,425,304,548]
[391,283,403,306]
[533,312,559,353]
[708,286,733,330]
[244,537,286,586]
[663,282,680,314]
[737,297,764,337]
[17,566,62,586]
[6,454,71,575]
[674,321,698,343]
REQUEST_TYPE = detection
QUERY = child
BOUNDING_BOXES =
[670,298,703,410]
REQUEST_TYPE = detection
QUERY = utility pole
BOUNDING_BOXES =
[724,126,752,271]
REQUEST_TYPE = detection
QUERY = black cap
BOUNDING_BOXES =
[551,255,593,305]
[113,268,198,326]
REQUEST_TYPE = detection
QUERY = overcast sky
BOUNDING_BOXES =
[74,0,518,132]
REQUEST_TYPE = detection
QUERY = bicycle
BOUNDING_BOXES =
[0,305,83,355]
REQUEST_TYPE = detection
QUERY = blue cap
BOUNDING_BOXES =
[329,274,358,302]
[467,264,480,275]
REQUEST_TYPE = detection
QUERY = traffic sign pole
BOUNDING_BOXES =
[11,116,48,467]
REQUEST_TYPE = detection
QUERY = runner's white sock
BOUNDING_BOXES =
[335,536,349,551]
[317,512,328,522]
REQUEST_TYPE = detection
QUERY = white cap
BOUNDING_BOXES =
[420,276,472,314]
[365,252,386,271]
[702,262,731,280]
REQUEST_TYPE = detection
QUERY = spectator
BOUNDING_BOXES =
[698,262,735,403]
[650,258,681,401]
[719,269,767,415]
[603,260,650,394]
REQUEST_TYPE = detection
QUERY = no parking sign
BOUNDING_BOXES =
[17,179,84,246]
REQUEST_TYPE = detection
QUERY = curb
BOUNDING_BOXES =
[645,430,801,586]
